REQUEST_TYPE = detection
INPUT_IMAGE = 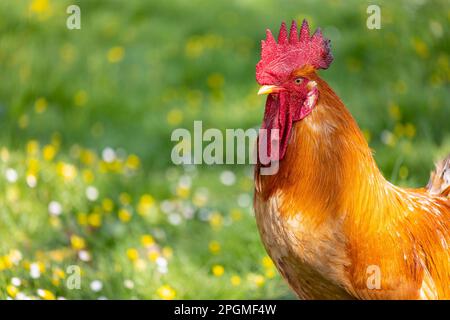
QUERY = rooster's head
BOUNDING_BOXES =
[256,20,333,161]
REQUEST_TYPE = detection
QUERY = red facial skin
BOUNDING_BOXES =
[261,74,315,162]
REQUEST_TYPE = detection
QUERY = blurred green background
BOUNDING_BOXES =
[0,0,448,299]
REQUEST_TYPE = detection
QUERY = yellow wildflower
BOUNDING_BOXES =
[262,256,274,269]
[70,235,86,250]
[42,145,56,161]
[265,268,276,279]
[88,213,102,228]
[157,285,176,300]
[176,185,190,198]
[167,109,183,126]
[148,250,160,262]
[18,114,29,128]
[27,158,40,175]
[119,192,131,205]
[80,149,96,165]
[207,73,225,89]
[57,162,77,181]
[209,212,223,230]
[29,0,52,18]
[118,208,132,222]
[6,285,18,298]
[135,259,147,271]
[162,247,173,259]
[1,256,13,270]
[192,192,208,207]
[208,241,221,254]
[389,103,401,120]
[137,194,155,216]
[34,97,48,113]
[107,46,125,63]
[230,275,241,286]
[250,274,265,287]
[27,140,40,155]
[126,248,139,261]
[37,289,56,300]
[230,208,242,221]
[77,213,88,226]
[212,264,225,277]
[404,123,416,138]
[412,37,429,59]
[53,268,66,279]
[102,198,114,212]
[74,90,88,107]
[0,147,9,162]
[141,235,155,247]
[126,154,140,170]
[82,169,94,184]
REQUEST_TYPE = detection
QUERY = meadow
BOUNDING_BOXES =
[0,0,448,299]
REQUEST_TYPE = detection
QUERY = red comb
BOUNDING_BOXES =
[256,20,333,85]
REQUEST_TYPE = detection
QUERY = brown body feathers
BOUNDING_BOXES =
[254,75,450,300]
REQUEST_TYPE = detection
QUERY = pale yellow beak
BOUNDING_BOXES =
[257,85,285,95]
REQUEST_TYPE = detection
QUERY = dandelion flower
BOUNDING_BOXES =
[34,97,48,113]
[126,154,140,170]
[162,246,173,259]
[6,285,18,298]
[82,169,95,183]
[140,234,155,247]
[157,285,176,300]
[262,256,274,269]
[209,212,223,230]
[102,198,114,212]
[88,213,102,228]
[135,259,147,271]
[118,208,132,222]
[230,275,241,286]
[265,268,276,279]
[212,264,225,277]
[126,248,139,261]
[208,241,221,254]
[77,213,88,226]
[166,109,183,126]
[137,194,155,216]
[57,162,77,181]
[70,235,86,250]
[148,250,160,262]
[119,192,132,205]
[230,209,242,221]
[107,46,125,63]
[249,274,265,287]
[74,90,88,107]
[37,289,56,300]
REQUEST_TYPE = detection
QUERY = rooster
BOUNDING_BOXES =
[253,20,450,300]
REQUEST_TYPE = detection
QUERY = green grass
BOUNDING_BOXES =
[0,0,448,299]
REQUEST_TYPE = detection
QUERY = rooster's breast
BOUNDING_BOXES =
[253,190,354,299]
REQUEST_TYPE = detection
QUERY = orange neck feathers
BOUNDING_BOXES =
[256,74,387,224]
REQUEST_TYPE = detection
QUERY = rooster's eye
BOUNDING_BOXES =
[294,78,303,85]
